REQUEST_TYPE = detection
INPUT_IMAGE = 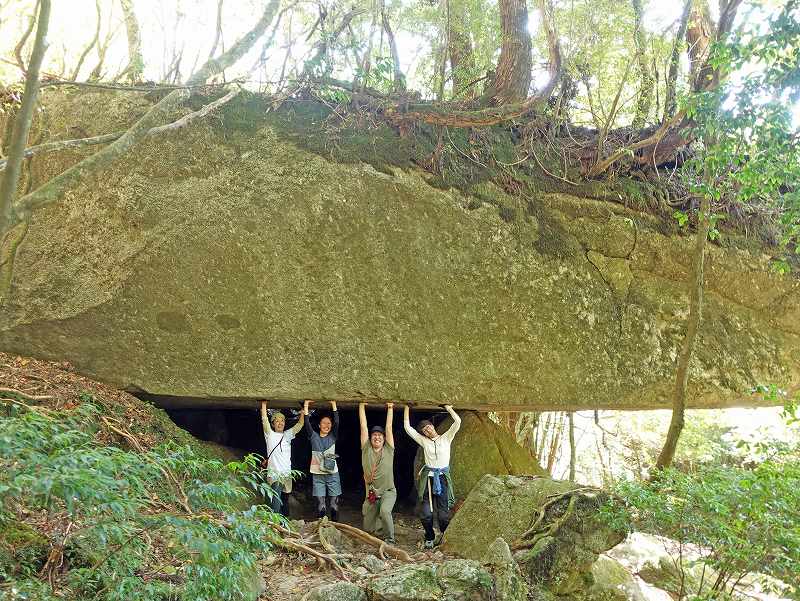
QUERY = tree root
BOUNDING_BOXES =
[326,521,412,562]
[511,487,597,551]
[0,386,53,402]
[267,522,351,579]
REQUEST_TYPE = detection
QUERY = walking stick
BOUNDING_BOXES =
[427,476,433,513]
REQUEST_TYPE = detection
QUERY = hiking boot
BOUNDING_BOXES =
[423,539,435,550]
[330,509,338,522]
[317,509,326,520]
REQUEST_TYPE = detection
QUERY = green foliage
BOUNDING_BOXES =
[604,449,800,600]
[354,56,396,92]
[681,1,800,254]
[0,401,280,600]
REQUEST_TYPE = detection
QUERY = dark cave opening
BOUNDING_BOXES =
[162,404,441,522]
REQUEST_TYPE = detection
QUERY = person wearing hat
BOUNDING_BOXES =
[260,400,305,517]
[359,402,396,544]
[403,404,461,549]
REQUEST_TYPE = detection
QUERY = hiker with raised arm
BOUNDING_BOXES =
[359,402,397,544]
[404,404,462,549]
[303,400,341,521]
[260,401,304,517]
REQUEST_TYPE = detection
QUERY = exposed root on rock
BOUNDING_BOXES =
[511,486,599,551]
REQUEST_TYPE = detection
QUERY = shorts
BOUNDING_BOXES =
[311,472,342,497]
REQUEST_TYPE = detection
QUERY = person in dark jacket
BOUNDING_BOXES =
[303,400,341,520]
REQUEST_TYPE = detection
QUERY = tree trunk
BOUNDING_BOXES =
[654,191,711,471]
[119,0,144,82]
[686,0,713,91]
[13,0,40,72]
[568,411,576,481]
[381,2,406,92]
[664,0,692,120]
[492,0,532,105]
[447,0,476,99]
[0,0,50,242]
[0,0,50,304]
[631,0,653,128]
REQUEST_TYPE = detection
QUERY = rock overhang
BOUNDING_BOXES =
[0,90,797,412]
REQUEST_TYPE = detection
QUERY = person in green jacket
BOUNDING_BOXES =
[359,402,396,544]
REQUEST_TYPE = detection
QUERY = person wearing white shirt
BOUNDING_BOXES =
[403,404,462,549]
[261,401,304,517]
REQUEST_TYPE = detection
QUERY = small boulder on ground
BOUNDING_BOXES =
[367,560,494,601]
[303,581,366,601]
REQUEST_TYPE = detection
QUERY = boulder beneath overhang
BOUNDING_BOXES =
[1,91,798,411]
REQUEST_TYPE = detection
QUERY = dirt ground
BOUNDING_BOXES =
[259,513,449,601]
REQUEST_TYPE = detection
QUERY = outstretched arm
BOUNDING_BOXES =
[385,403,395,448]
[260,401,272,435]
[290,409,305,435]
[359,403,368,447]
[403,405,425,445]
[442,404,462,440]
[331,401,340,438]
[303,400,314,437]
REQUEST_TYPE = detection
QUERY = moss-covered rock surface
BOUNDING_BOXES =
[1,90,798,411]
[442,475,627,596]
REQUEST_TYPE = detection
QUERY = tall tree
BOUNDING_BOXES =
[568,412,576,482]
[381,1,406,92]
[631,0,653,127]
[651,0,795,473]
[664,0,692,120]
[447,0,476,99]
[0,0,50,245]
[492,0,532,105]
[119,0,144,82]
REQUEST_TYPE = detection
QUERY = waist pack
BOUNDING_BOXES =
[320,451,338,473]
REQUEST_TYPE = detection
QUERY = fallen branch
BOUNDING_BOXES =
[587,109,686,176]
[327,521,412,562]
[266,523,349,579]
[0,386,53,402]
[282,538,348,578]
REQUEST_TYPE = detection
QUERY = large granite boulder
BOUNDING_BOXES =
[442,475,626,596]
[1,90,797,410]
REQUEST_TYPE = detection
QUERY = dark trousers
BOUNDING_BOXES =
[419,476,451,541]
[269,482,289,517]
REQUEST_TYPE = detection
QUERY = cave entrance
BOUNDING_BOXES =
[162,404,438,525]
